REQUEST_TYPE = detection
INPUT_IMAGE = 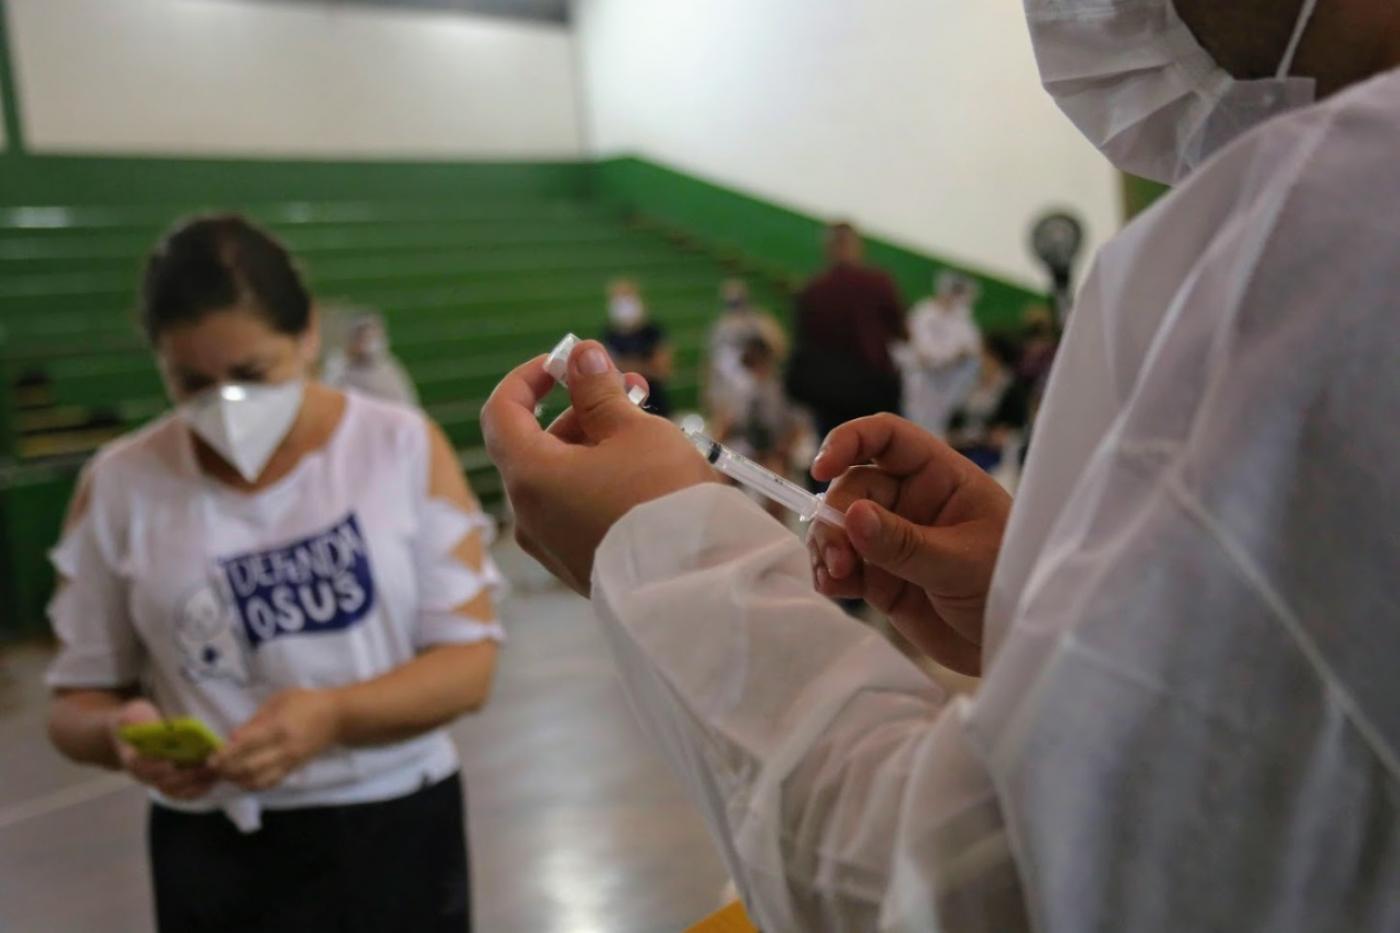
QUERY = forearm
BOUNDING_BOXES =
[48,688,131,768]
[592,486,952,928]
[594,485,944,777]
[331,641,497,747]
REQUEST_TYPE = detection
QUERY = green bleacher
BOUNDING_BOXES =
[0,164,793,638]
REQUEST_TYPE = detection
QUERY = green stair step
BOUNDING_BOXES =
[0,268,736,316]
[0,198,621,233]
[1,254,721,300]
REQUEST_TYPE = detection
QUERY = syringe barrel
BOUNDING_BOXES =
[713,448,821,520]
[685,429,846,528]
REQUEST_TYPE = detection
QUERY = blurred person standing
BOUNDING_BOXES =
[45,216,502,933]
[322,311,420,407]
[704,278,788,429]
[601,278,673,418]
[786,222,906,444]
[897,272,983,437]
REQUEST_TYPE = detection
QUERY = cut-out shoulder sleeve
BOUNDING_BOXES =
[412,417,505,648]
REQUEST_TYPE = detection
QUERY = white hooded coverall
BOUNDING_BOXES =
[590,69,1400,931]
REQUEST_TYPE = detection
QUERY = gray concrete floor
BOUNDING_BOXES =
[0,557,730,932]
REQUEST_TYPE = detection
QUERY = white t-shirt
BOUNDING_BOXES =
[47,392,503,829]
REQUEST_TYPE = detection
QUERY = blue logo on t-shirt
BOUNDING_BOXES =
[218,514,376,648]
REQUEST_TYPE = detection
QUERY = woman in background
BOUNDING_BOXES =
[949,337,1026,476]
[45,215,502,932]
[601,277,674,417]
[710,334,806,521]
[322,310,420,407]
[703,278,788,425]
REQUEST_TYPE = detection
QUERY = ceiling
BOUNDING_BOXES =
[249,0,570,25]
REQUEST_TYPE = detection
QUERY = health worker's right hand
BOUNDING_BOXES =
[808,414,1012,676]
[482,341,717,596]
[109,699,218,800]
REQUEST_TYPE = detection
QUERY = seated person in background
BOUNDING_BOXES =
[601,277,673,417]
[704,279,788,424]
[322,311,420,407]
[45,215,502,933]
[896,272,983,438]
[1014,304,1058,425]
[949,336,1026,476]
[710,335,805,522]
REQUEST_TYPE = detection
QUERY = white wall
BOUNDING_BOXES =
[575,0,1120,287]
[7,0,583,159]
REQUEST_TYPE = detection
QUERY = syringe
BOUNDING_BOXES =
[684,428,847,530]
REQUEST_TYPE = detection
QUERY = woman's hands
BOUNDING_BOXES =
[481,340,717,595]
[808,414,1011,676]
[210,689,342,792]
[109,699,219,800]
[113,674,479,796]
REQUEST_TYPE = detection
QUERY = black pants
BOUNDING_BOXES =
[149,774,470,933]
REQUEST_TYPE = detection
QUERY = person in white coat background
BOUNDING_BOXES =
[483,0,1400,930]
[896,272,982,438]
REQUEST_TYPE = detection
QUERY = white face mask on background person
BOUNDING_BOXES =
[1024,0,1320,184]
[361,332,388,358]
[609,295,645,328]
[179,380,306,483]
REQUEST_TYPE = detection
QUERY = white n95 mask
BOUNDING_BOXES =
[609,296,644,328]
[180,381,305,483]
[1024,0,1320,184]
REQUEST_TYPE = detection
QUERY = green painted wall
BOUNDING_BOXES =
[589,157,1049,333]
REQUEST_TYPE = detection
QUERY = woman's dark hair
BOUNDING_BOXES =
[141,214,311,342]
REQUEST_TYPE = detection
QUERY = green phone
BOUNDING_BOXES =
[118,717,223,765]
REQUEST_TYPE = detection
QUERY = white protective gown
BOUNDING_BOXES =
[590,69,1400,931]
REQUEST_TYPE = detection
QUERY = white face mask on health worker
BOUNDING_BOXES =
[180,380,305,483]
[609,295,644,328]
[1025,0,1320,184]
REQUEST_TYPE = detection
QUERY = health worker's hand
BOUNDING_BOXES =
[210,689,342,791]
[808,414,1012,676]
[109,699,219,800]
[481,341,717,596]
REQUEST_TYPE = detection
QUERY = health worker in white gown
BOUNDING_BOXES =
[482,1,1400,930]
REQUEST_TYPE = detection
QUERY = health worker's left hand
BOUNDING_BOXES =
[210,688,342,791]
[481,340,717,596]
